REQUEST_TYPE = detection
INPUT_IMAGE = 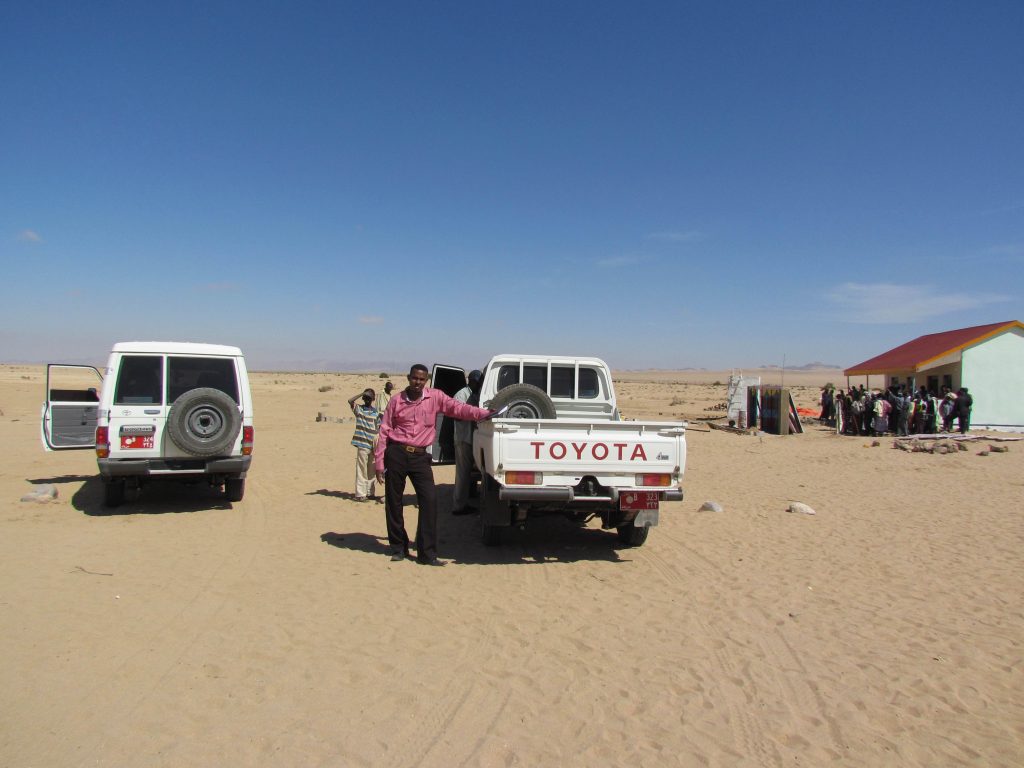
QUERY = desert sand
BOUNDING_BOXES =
[1,364,1021,767]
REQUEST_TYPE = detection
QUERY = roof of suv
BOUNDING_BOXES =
[489,354,609,367]
[111,341,243,356]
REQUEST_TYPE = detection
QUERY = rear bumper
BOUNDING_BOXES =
[499,486,684,503]
[98,455,251,478]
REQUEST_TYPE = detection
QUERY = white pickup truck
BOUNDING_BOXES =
[431,354,686,547]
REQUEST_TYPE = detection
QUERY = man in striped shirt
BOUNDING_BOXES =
[374,364,492,566]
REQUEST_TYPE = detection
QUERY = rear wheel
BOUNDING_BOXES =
[103,479,125,508]
[616,522,649,547]
[480,474,503,546]
[224,477,245,502]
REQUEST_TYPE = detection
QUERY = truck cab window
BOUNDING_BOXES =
[550,366,574,398]
[497,365,519,391]
[578,368,599,399]
[523,365,546,391]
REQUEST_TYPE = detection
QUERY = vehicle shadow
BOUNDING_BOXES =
[306,488,415,505]
[440,514,629,565]
[29,474,95,485]
[320,520,627,565]
[433,483,629,564]
[67,476,233,516]
[319,531,391,556]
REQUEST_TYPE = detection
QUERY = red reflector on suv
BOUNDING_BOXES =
[96,426,110,458]
[241,426,254,455]
[505,471,539,485]
[636,473,671,487]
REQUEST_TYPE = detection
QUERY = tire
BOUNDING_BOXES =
[480,474,503,546]
[481,523,502,546]
[486,383,556,420]
[224,477,245,502]
[616,522,649,547]
[103,479,125,508]
[166,388,242,457]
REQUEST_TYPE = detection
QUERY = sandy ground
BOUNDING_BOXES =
[1,364,1021,767]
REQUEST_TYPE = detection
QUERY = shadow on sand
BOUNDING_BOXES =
[32,475,236,516]
[322,494,630,566]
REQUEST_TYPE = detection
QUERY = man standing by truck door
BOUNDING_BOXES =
[374,364,492,566]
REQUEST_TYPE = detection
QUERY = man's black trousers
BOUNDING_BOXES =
[383,442,438,560]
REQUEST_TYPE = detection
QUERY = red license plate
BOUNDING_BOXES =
[620,490,659,511]
[121,435,154,449]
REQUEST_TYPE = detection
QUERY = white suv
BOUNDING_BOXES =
[41,342,254,507]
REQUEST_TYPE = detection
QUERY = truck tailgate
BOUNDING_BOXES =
[478,418,686,476]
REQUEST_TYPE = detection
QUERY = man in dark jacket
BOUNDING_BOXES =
[955,387,973,433]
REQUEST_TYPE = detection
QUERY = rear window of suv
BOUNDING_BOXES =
[113,356,240,405]
[113,356,163,405]
[168,357,239,404]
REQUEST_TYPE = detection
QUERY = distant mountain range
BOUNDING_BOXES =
[758,362,842,371]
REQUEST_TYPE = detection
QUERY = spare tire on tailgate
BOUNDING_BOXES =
[167,387,242,457]
[486,383,556,419]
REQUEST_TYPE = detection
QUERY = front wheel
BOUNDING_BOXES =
[224,477,245,502]
[616,523,649,547]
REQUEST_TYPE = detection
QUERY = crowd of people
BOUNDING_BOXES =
[818,384,974,437]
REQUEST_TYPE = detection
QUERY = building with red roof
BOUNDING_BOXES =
[844,320,1024,431]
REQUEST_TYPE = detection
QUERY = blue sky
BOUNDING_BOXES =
[2,1,1022,371]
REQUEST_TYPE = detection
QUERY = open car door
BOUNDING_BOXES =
[41,364,103,451]
[429,363,467,464]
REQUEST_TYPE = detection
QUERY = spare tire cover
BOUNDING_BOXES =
[486,383,556,419]
[166,387,242,457]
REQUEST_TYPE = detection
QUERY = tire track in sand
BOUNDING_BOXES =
[635,529,783,766]
[62,484,269,767]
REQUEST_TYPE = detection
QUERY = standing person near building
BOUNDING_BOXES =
[850,392,866,435]
[939,391,957,433]
[893,387,910,437]
[451,370,484,516]
[833,389,846,434]
[818,386,834,426]
[872,392,890,435]
[955,387,973,433]
[374,364,492,566]
[348,388,381,502]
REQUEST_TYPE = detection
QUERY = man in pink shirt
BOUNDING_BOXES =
[374,364,492,565]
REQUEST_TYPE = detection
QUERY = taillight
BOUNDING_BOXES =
[95,426,110,458]
[636,473,671,487]
[505,471,539,485]
[241,426,254,455]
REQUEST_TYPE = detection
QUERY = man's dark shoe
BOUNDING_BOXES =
[390,552,406,562]
[451,507,477,516]
[416,556,446,567]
